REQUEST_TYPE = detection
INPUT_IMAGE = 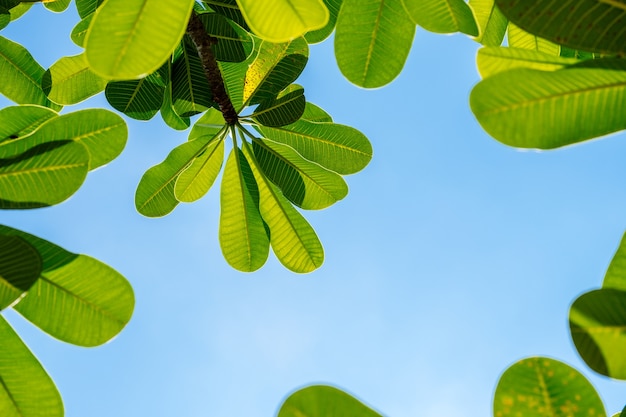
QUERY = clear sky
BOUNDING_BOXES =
[2,4,626,417]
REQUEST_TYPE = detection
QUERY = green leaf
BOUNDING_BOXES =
[243,38,308,105]
[136,133,221,216]
[402,0,478,35]
[0,315,63,417]
[236,0,329,42]
[219,146,269,272]
[76,0,103,18]
[508,23,560,56]
[0,235,41,310]
[9,3,32,21]
[258,119,372,175]
[171,36,214,117]
[41,54,107,105]
[189,108,226,141]
[495,0,626,55]
[0,105,57,143]
[198,12,253,62]
[305,0,342,43]
[301,102,332,123]
[253,138,348,210]
[252,85,306,127]
[603,232,626,291]
[44,0,70,12]
[105,70,165,121]
[0,36,60,110]
[468,0,507,46]
[202,0,250,30]
[0,225,134,347]
[243,142,323,273]
[12,109,128,170]
[569,288,626,379]
[277,385,383,417]
[174,134,225,202]
[335,0,415,88]
[0,140,89,208]
[470,62,626,149]
[85,0,195,79]
[220,34,260,111]
[160,60,191,130]
[494,357,605,417]
[476,47,578,78]
[70,14,92,47]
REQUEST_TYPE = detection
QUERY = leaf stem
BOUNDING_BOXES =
[186,10,238,125]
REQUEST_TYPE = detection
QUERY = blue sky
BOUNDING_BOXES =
[2,3,626,417]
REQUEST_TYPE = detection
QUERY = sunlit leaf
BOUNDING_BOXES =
[468,0,507,46]
[570,288,626,379]
[300,102,332,123]
[220,146,269,272]
[253,138,348,209]
[470,61,626,149]
[495,0,626,55]
[335,0,415,88]
[0,140,89,208]
[0,105,57,143]
[252,84,306,127]
[402,0,478,35]
[494,357,605,417]
[44,0,70,12]
[278,385,383,417]
[189,108,226,141]
[0,315,63,417]
[41,53,107,105]
[476,47,578,78]
[0,235,41,310]
[198,12,253,62]
[174,132,225,202]
[305,0,342,43]
[603,232,626,291]
[136,133,220,216]
[105,70,165,121]
[243,142,323,273]
[171,36,214,117]
[85,0,195,79]
[12,108,127,170]
[0,35,60,110]
[236,0,329,42]
[70,14,92,47]
[243,37,308,105]
[508,23,559,56]
[258,119,372,174]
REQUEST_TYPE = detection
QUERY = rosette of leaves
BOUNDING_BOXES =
[121,10,372,273]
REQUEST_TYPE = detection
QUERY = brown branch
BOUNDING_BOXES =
[186,11,238,125]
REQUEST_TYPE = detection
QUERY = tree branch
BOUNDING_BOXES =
[186,11,238,125]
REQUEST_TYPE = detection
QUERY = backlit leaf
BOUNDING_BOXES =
[0,315,63,417]
[160,60,191,130]
[41,53,107,105]
[174,133,225,202]
[258,119,372,174]
[402,0,478,36]
[253,138,348,209]
[470,62,626,148]
[494,357,605,417]
[44,0,70,12]
[468,0,507,46]
[76,0,103,18]
[0,35,60,110]
[189,108,226,141]
[603,232,626,291]
[300,102,332,123]
[476,47,578,78]
[220,146,269,271]
[0,105,57,143]
[508,23,559,56]
[570,289,626,379]
[236,0,329,42]
[85,0,195,79]
[278,385,383,417]
[243,142,323,273]
[0,235,41,310]
[70,14,92,47]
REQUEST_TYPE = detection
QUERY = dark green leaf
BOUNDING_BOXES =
[198,12,253,62]
[106,71,165,121]
[252,84,306,127]
[0,235,41,310]
[44,0,70,12]
[305,0,342,43]
[202,0,250,30]
[171,36,215,117]
[75,0,103,18]
[160,60,191,130]
[300,102,332,123]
